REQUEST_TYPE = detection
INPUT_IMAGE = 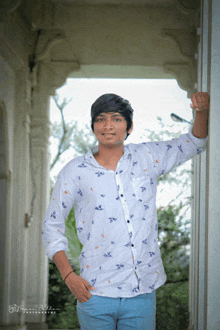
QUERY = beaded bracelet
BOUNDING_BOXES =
[64,270,74,282]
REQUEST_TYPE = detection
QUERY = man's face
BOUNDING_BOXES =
[93,112,133,148]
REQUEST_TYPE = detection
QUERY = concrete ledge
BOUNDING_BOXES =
[0,326,26,330]
[26,324,48,330]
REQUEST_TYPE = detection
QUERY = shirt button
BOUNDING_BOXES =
[116,172,118,174]
[127,220,130,223]
[121,194,123,197]
[131,244,134,247]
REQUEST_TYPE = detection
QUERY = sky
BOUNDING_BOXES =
[49,78,192,210]
[50,78,192,137]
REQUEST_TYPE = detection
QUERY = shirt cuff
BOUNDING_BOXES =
[45,240,68,260]
[187,125,208,150]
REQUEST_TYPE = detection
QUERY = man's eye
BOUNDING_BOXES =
[114,118,121,121]
[96,118,103,121]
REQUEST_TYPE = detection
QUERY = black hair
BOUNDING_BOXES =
[91,93,134,139]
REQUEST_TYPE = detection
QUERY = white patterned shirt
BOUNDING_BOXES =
[42,126,207,297]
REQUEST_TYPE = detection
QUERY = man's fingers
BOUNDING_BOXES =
[83,280,95,290]
[80,277,95,290]
[78,297,91,303]
[191,92,210,110]
[78,289,92,303]
[65,274,95,303]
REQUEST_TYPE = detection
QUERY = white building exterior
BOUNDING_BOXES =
[0,0,219,329]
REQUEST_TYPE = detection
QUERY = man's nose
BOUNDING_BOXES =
[103,118,113,129]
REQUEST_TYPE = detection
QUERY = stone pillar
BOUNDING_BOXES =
[24,33,80,326]
[9,68,31,329]
[24,66,51,328]
[189,0,220,329]
[189,1,210,327]
[206,0,220,328]
[0,55,31,330]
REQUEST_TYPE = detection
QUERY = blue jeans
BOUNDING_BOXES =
[76,291,156,330]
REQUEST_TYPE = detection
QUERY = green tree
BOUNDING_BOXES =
[50,94,97,171]
[156,205,190,329]
[64,207,82,269]
[158,204,190,284]
[141,118,192,329]
[46,258,80,329]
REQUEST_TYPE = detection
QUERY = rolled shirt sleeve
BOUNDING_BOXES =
[42,167,75,260]
[187,125,208,150]
[141,125,208,178]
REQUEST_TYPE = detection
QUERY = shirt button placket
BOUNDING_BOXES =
[115,169,136,260]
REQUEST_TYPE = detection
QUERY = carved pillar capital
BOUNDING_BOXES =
[175,0,200,15]
[163,61,197,97]
[162,29,197,59]
[33,30,80,96]
[37,60,80,96]
[162,28,198,97]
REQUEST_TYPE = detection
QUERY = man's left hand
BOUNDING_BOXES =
[190,92,210,111]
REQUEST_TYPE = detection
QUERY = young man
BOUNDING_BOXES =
[42,92,209,330]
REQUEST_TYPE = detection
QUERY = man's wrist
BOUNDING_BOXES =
[52,250,75,280]
[64,270,74,281]
[194,108,208,115]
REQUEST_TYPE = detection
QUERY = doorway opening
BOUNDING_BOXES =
[47,77,193,330]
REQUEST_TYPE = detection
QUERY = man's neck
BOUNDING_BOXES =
[93,144,124,170]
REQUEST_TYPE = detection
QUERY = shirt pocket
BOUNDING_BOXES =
[131,175,152,203]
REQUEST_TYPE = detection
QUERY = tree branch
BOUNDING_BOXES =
[50,95,72,170]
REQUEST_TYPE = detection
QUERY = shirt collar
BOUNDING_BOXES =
[84,144,132,167]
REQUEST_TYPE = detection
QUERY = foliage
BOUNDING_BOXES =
[142,117,192,328]
[157,204,190,283]
[64,206,83,271]
[156,281,189,330]
[46,258,80,329]
[156,204,190,329]
[72,123,97,156]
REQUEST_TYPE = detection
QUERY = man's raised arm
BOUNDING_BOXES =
[191,92,209,138]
